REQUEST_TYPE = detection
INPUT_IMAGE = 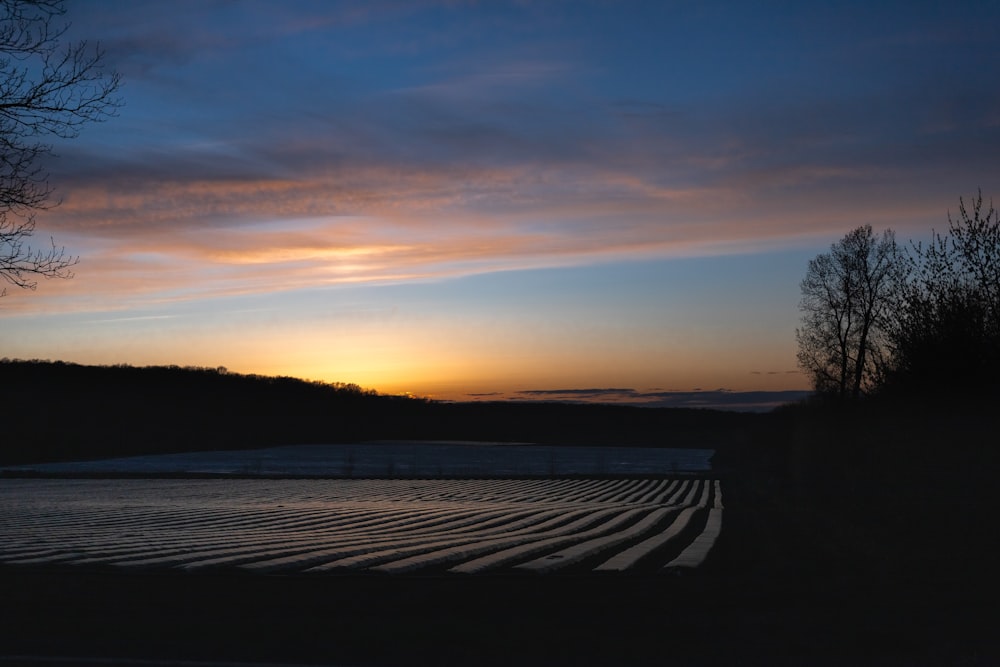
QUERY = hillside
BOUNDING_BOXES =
[0,359,755,465]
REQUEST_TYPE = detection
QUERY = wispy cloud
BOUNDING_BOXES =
[12,0,1000,318]
[469,387,812,412]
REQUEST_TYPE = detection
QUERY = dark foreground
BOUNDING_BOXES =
[5,424,1000,666]
[3,370,998,665]
[2,555,996,666]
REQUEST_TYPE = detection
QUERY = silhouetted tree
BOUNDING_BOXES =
[797,225,903,400]
[0,0,121,296]
[888,191,1000,394]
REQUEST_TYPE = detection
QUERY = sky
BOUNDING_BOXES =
[3,0,1000,410]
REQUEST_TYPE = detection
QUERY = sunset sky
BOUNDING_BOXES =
[3,1,999,409]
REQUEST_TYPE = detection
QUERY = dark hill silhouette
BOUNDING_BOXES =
[0,359,754,465]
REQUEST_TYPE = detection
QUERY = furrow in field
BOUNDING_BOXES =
[603,479,650,504]
[376,506,664,575]
[515,507,675,573]
[570,479,635,504]
[33,505,366,539]
[695,478,712,508]
[0,509,362,555]
[663,480,724,569]
[3,501,529,568]
[0,477,724,575]
[592,506,702,571]
[0,506,380,558]
[94,529,384,569]
[314,505,624,574]
[590,481,719,572]
[664,507,723,568]
[243,506,569,573]
[462,478,572,504]
[648,479,681,504]
[663,479,692,505]
[680,480,702,507]
[448,507,650,575]
[46,505,468,567]
[400,479,487,501]
[2,551,96,566]
[487,478,582,503]
[369,508,605,574]
[516,478,586,502]
[185,506,545,571]
[84,506,514,568]
[10,504,318,535]
[544,478,615,504]
[622,479,668,505]
[68,530,348,568]
[353,505,615,573]
[444,479,546,500]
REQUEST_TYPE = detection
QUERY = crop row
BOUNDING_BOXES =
[0,477,723,574]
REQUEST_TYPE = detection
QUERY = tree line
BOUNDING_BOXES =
[797,191,1000,401]
[0,359,754,465]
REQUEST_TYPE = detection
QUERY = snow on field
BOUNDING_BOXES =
[0,477,723,575]
[1,441,714,477]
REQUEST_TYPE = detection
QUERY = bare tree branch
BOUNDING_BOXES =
[0,0,121,296]
[797,225,904,400]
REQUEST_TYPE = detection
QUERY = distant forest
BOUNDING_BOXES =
[0,360,754,465]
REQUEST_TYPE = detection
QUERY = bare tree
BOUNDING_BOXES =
[1,0,121,296]
[796,225,903,400]
[889,191,1000,393]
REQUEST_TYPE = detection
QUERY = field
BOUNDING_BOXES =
[2,433,997,665]
[0,476,722,575]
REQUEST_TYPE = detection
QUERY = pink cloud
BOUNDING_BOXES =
[14,135,971,316]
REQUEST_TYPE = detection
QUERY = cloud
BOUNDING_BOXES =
[29,129,971,312]
[495,387,812,412]
[517,388,640,399]
[18,0,1000,315]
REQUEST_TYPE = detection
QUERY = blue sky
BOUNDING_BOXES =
[3,0,999,408]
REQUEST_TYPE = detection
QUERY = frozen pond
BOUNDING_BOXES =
[3,441,714,478]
